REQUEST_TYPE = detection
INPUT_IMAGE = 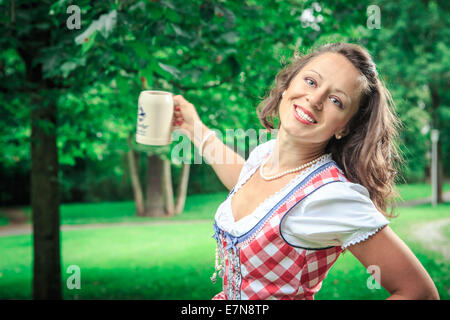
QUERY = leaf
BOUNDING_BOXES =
[130,1,145,12]
[216,6,236,26]
[99,10,117,37]
[166,9,181,23]
[156,62,180,79]
[150,7,163,21]
[60,61,77,78]
[41,52,60,76]
[221,32,239,44]
[75,10,117,45]
[129,41,150,59]
[59,153,76,166]
[81,30,98,55]
[171,24,191,39]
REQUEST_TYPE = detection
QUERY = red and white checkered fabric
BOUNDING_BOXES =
[212,291,226,300]
[212,161,348,300]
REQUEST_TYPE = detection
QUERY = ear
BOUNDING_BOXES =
[341,126,350,137]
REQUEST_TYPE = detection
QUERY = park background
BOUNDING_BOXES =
[0,0,449,299]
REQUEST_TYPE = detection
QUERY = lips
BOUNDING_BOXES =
[293,104,317,124]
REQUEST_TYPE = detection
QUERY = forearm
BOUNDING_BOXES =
[386,293,414,300]
[386,289,440,300]
[387,293,440,300]
[188,122,245,191]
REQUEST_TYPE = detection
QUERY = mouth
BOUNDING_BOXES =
[293,104,317,124]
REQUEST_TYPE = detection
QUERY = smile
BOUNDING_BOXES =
[293,104,317,124]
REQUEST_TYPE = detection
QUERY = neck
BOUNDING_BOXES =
[265,129,328,175]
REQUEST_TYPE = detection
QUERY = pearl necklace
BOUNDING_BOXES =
[259,153,330,181]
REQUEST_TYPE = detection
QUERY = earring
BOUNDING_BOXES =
[336,134,342,140]
[282,91,286,97]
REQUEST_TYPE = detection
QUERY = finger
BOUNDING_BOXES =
[175,95,189,104]
[173,95,182,104]
[173,95,183,101]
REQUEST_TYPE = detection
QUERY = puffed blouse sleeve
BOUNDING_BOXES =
[280,181,390,250]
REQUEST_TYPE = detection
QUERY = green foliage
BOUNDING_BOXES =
[0,215,9,226]
[0,0,448,203]
[365,0,450,180]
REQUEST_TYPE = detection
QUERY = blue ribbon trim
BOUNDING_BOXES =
[213,160,344,249]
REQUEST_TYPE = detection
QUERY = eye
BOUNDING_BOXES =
[330,96,343,108]
[304,77,316,87]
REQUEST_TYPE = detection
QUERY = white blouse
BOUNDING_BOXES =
[214,138,390,250]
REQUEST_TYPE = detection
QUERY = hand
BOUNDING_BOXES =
[172,94,202,138]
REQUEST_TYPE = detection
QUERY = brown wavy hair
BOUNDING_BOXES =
[256,42,404,218]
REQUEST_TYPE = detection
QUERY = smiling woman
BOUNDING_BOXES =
[171,42,439,300]
[257,43,402,219]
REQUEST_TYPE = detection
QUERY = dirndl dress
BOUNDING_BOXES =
[210,139,389,300]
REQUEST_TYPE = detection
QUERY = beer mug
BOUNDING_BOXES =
[136,90,174,146]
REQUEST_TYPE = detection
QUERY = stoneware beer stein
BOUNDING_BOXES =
[136,90,174,146]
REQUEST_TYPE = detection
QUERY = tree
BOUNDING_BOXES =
[65,0,248,216]
[2,0,65,299]
[2,0,396,218]
[366,0,450,200]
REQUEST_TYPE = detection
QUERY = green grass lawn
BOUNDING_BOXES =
[13,192,230,226]
[395,183,450,202]
[1,183,448,227]
[0,222,222,299]
[0,197,449,299]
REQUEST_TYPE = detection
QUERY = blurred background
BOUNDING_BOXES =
[0,0,448,300]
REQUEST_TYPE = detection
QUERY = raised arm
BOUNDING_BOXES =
[348,225,440,300]
[172,94,245,191]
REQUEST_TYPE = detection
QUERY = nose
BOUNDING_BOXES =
[306,93,324,111]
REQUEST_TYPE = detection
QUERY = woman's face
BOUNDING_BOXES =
[279,52,363,144]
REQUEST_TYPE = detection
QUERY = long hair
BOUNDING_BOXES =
[256,42,404,218]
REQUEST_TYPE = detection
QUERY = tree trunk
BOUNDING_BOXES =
[19,15,62,297]
[430,85,443,203]
[437,139,443,203]
[175,163,190,215]
[127,135,144,216]
[162,159,175,216]
[145,154,166,217]
[31,92,62,300]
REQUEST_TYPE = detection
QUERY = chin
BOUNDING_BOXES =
[281,124,330,144]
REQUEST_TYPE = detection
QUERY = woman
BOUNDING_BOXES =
[171,42,439,300]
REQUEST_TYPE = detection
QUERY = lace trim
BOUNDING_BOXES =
[238,164,342,248]
[222,148,333,233]
[341,224,388,250]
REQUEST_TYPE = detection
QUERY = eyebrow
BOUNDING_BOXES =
[307,69,351,101]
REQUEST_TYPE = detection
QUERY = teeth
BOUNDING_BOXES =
[295,107,316,123]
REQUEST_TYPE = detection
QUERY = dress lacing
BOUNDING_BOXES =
[216,151,333,237]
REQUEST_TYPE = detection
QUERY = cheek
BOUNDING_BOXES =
[290,80,309,94]
[322,112,349,132]
[279,99,291,117]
